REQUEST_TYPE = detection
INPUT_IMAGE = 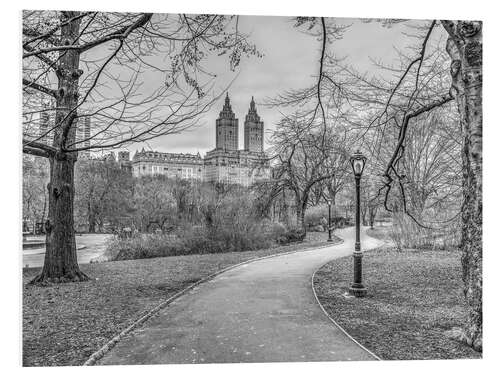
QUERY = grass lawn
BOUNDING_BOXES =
[23,231,337,367]
[313,243,481,360]
[365,226,393,243]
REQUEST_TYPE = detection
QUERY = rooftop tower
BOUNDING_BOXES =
[244,96,264,153]
[216,93,238,151]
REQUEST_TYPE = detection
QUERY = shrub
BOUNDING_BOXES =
[276,228,306,245]
[389,213,460,251]
[103,182,320,261]
[265,221,287,238]
[104,233,188,260]
[304,205,328,229]
[103,219,289,261]
[331,216,351,228]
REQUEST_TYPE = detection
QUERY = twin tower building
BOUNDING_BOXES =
[215,93,264,153]
[132,94,270,186]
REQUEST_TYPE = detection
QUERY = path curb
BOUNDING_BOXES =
[310,241,384,361]
[84,237,343,366]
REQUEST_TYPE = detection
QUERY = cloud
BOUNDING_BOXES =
[122,16,434,156]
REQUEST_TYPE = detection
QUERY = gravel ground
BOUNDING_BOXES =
[313,245,481,360]
[23,231,338,367]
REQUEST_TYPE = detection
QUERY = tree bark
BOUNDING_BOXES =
[296,208,305,232]
[31,153,88,283]
[30,12,89,284]
[444,20,482,351]
[295,196,308,239]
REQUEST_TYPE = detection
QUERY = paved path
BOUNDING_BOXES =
[98,227,383,365]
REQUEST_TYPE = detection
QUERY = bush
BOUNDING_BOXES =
[103,182,321,261]
[265,221,287,238]
[103,219,290,261]
[304,205,351,231]
[304,205,328,229]
[331,216,351,228]
[389,213,460,251]
[276,228,306,245]
[104,233,188,260]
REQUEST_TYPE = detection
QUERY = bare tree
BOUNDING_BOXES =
[22,10,259,283]
[260,17,352,235]
[74,157,133,233]
[284,17,481,350]
[268,114,346,234]
[324,19,482,350]
[132,175,176,232]
[366,20,482,350]
[23,155,50,231]
[439,20,482,351]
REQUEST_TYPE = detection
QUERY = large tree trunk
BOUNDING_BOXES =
[444,20,482,351]
[31,153,88,283]
[296,207,306,233]
[30,11,89,284]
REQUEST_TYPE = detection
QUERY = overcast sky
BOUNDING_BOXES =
[114,16,435,158]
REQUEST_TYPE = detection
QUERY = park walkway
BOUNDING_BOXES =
[98,227,384,365]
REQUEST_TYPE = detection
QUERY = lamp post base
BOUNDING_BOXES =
[349,284,367,297]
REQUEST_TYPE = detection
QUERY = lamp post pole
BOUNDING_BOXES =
[349,150,367,297]
[327,200,333,242]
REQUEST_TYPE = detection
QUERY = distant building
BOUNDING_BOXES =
[127,93,270,186]
[33,106,92,159]
[104,151,116,162]
[132,149,204,180]
[203,148,270,186]
[75,116,91,158]
[216,93,239,151]
[244,97,264,153]
[117,151,132,173]
[204,94,269,186]
[38,111,51,146]
[28,99,55,146]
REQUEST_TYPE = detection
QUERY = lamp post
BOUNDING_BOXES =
[327,198,333,242]
[349,150,367,297]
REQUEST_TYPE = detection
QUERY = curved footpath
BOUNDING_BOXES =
[98,227,384,365]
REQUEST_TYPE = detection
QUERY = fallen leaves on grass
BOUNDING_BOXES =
[23,231,337,366]
[313,247,481,360]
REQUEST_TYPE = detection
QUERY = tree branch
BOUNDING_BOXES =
[79,13,153,52]
[22,139,57,156]
[22,78,57,97]
[22,13,152,58]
